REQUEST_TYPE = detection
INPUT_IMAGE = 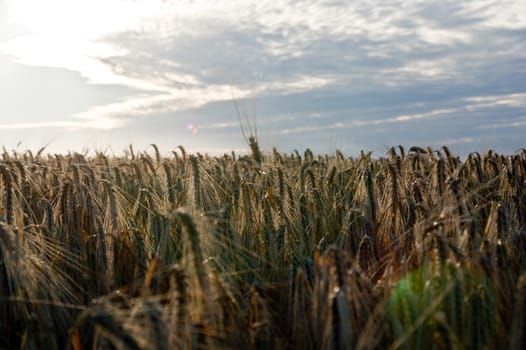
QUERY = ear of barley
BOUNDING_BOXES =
[150,144,161,165]
[0,165,14,225]
[189,155,201,208]
[175,210,208,294]
[364,166,376,237]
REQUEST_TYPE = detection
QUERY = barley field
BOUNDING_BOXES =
[1,144,525,349]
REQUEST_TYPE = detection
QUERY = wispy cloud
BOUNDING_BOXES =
[383,58,458,83]
[0,116,126,131]
[0,121,81,130]
[464,93,526,110]
[480,116,526,128]
[439,137,478,145]
[274,108,458,135]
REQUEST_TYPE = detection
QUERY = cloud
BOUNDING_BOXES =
[464,93,526,110]
[274,108,458,135]
[1,0,525,155]
[458,1,526,30]
[0,116,126,131]
[382,58,458,83]
[70,84,255,122]
[439,137,478,145]
[480,116,526,129]
[0,121,82,130]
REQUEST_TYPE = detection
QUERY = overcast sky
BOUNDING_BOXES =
[0,0,525,156]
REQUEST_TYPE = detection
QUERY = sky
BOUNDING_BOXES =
[0,0,525,157]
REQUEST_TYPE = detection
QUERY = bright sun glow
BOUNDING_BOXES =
[0,0,254,133]
[2,0,168,87]
[6,0,162,38]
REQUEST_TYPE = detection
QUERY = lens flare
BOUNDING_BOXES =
[187,123,198,135]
